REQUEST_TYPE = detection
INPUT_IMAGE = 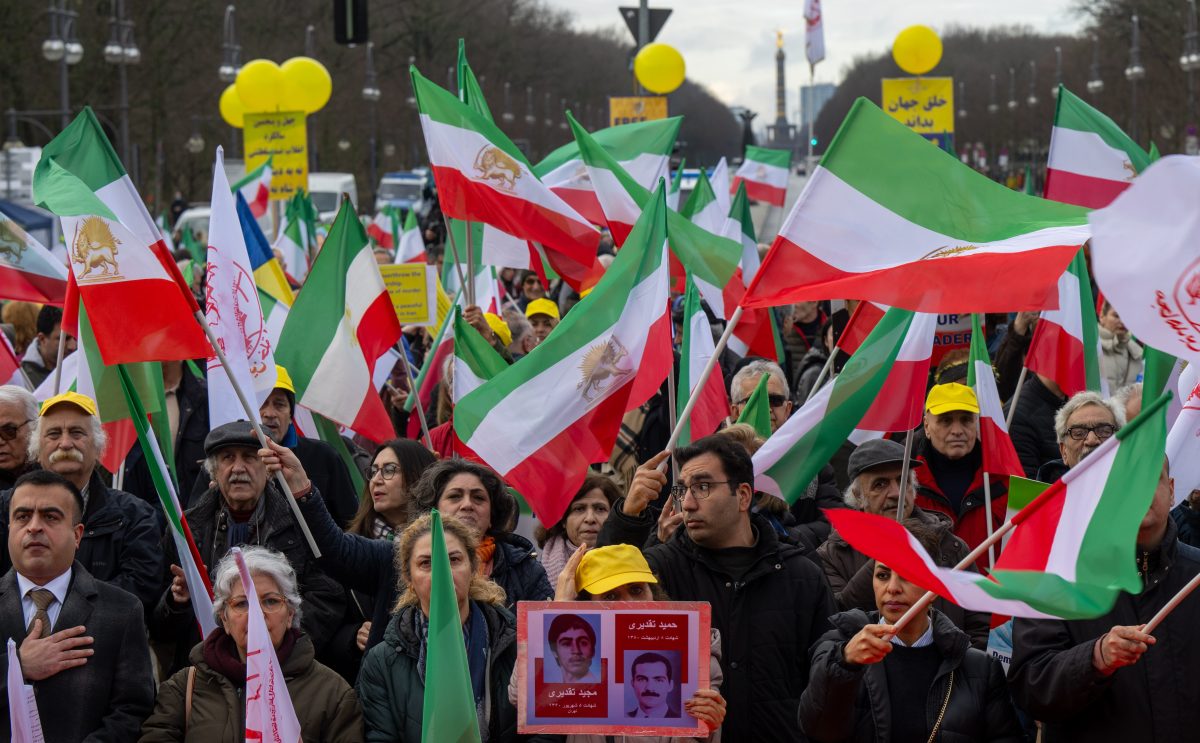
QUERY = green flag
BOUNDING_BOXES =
[1141,345,1179,412]
[422,510,482,743]
[736,372,773,438]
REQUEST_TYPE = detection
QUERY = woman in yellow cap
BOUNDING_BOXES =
[510,544,727,741]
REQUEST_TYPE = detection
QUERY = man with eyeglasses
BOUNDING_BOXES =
[597,435,834,742]
[0,385,37,490]
[729,360,793,433]
[150,420,344,677]
[1037,391,1125,483]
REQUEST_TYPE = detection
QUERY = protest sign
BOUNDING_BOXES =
[379,263,437,326]
[243,111,308,200]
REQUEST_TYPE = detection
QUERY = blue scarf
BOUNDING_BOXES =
[415,601,489,704]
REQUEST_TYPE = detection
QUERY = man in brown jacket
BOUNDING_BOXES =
[816,438,991,649]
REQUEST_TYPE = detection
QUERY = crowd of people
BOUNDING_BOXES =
[0,264,1193,743]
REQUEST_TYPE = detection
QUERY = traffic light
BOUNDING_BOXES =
[810,137,819,147]
[334,0,369,45]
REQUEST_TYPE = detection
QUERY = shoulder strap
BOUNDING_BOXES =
[185,666,197,731]
[926,669,953,743]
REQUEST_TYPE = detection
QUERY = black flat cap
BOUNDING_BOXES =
[846,438,922,482]
[203,421,261,456]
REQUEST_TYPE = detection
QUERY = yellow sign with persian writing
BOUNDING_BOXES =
[608,96,669,127]
[243,111,308,201]
[881,77,954,135]
[379,263,437,326]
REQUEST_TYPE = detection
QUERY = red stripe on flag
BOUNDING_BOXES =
[100,419,136,474]
[351,292,402,443]
[0,264,68,306]
[825,509,955,595]
[624,310,674,410]
[980,416,1025,477]
[731,177,786,208]
[80,280,212,364]
[992,479,1068,573]
[1025,318,1087,397]
[726,270,780,360]
[857,357,930,432]
[1043,168,1131,210]
[551,187,607,227]
[743,236,1078,313]
[839,301,887,356]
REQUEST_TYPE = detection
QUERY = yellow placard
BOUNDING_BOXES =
[243,111,308,201]
[881,77,954,134]
[608,96,668,127]
[379,263,437,326]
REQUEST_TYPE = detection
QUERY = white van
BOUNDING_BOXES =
[307,173,358,223]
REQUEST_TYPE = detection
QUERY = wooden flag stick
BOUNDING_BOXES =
[442,216,471,302]
[983,472,996,570]
[895,433,915,523]
[1144,571,1200,635]
[400,344,435,452]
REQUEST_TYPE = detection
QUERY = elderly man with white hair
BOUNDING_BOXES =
[0,384,38,490]
[1037,390,1126,483]
[140,546,363,741]
[0,390,162,610]
[816,438,990,648]
[729,359,793,433]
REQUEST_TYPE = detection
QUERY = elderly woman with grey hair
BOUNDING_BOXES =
[139,546,363,742]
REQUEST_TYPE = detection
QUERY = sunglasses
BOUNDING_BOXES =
[0,420,30,442]
[734,394,788,409]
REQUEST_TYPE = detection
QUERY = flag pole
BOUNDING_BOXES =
[804,344,839,403]
[895,431,915,523]
[1144,571,1200,634]
[400,343,435,452]
[465,221,476,307]
[983,472,996,570]
[192,310,322,558]
[661,306,743,467]
[1005,366,1028,428]
[665,329,681,480]
[441,216,471,302]
[52,328,67,395]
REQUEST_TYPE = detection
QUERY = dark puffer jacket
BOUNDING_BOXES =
[799,609,1023,743]
[598,504,834,743]
[356,601,517,742]
[1008,519,1200,742]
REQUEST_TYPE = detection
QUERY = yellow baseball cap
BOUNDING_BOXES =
[274,365,296,394]
[925,382,980,415]
[485,313,512,346]
[39,391,98,417]
[576,544,658,596]
[525,298,560,320]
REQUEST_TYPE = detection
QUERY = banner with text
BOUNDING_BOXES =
[244,111,308,200]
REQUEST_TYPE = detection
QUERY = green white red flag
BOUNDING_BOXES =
[722,182,782,360]
[452,306,508,403]
[969,313,1024,476]
[735,373,772,439]
[367,206,398,250]
[275,199,401,443]
[32,108,211,364]
[754,307,916,504]
[395,209,428,264]
[827,393,1170,619]
[1025,248,1103,397]
[742,99,1091,313]
[666,160,685,211]
[454,185,674,526]
[232,157,272,218]
[272,192,314,283]
[1045,86,1153,209]
[0,211,68,304]
[677,273,728,446]
[731,145,791,207]
[848,311,937,443]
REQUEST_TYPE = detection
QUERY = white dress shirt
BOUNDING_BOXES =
[17,568,73,633]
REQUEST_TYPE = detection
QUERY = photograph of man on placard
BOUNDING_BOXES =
[543,613,602,683]
[625,651,682,719]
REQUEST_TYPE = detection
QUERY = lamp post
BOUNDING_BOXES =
[104,0,140,168]
[988,73,999,114]
[44,0,83,130]
[1125,14,1147,143]
[1027,60,1039,107]
[524,85,536,127]
[1007,67,1018,111]
[502,82,514,123]
[1087,35,1105,95]
[362,41,382,211]
[304,24,319,172]
[957,81,966,119]
[219,5,240,152]
[1182,0,1200,128]
[1052,46,1062,98]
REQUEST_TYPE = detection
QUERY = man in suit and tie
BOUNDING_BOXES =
[0,469,154,740]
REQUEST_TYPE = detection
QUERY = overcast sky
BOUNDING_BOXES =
[547,0,1084,131]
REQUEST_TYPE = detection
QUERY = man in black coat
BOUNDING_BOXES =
[1006,372,1067,479]
[597,435,835,743]
[0,470,154,740]
[0,392,163,611]
[1008,460,1200,741]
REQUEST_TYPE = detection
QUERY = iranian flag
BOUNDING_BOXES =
[367,206,397,250]
[411,67,602,292]
[32,108,211,364]
[827,393,1170,619]
[232,157,272,218]
[666,160,685,212]
[731,145,791,207]
[0,211,69,304]
[754,307,917,504]
[723,181,761,283]
[534,117,681,226]
[849,311,937,442]
[1044,86,1154,209]
[677,273,729,446]
[454,185,674,525]
[272,193,313,283]
[452,306,508,403]
[742,99,1091,313]
[1025,248,1103,397]
[404,292,456,441]
[395,209,428,264]
[447,218,530,272]
[275,199,401,443]
[839,301,889,355]
[722,182,783,360]
[710,157,732,215]
[969,313,1024,476]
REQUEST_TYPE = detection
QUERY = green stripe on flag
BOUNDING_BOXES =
[115,365,185,534]
[676,274,702,446]
[533,117,682,176]
[745,145,792,168]
[411,66,532,168]
[457,39,494,122]
[34,107,127,190]
[735,372,772,439]
[312,412,366,496]
[33,158,120,220]
[1054,86,1153,172]
[78,304,162,424]
[453,306,509,385]
[1141,345,1178,411]
[1069,250,1103,393]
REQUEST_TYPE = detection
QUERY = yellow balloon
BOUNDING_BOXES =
[219,84,245,128]
[892,25,942,75]
[235,58,284,112]
[281,56,333,114]
[634,43,685,95]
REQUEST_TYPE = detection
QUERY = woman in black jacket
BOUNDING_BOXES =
[798,527,1021,743]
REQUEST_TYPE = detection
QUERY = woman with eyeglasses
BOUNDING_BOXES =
[139,546,363,742]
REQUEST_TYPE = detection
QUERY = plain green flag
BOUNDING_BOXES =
[736,373,773,439]
[422,510,482,743]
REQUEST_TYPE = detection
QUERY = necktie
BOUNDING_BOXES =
[26,588,54,636]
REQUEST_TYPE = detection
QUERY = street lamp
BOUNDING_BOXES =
[1183,0,1200,126]
[559,98,568,130]
[219,5,240,83]
[1007,67,1018,111]
[186,116,205,154]
[1052,46,1062,98]
[502,82,514,123]
[957,81,967,119]
[988,73,999,114]
[104,0,140,169]
[1027,61,1038,107]
[544,91,553,127]
[1087,36,1105,95]
[363,41,381,210]
[44,1,83,130]
[524,86,536,126]
[1126,14,1146,143]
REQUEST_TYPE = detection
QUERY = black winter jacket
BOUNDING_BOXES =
[124,367,209,513]
[799,609,1022,743]
[1169,501,1200,548]
[598,503,834,743]
[0,470,164,610]
[1006,374,1065,479]
[295,489,552,650]
[1008,520,1200,742]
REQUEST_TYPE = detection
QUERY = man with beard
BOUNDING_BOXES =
[1036,391,1125,483]
[546,613,598,683]
[628,652,679,718]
